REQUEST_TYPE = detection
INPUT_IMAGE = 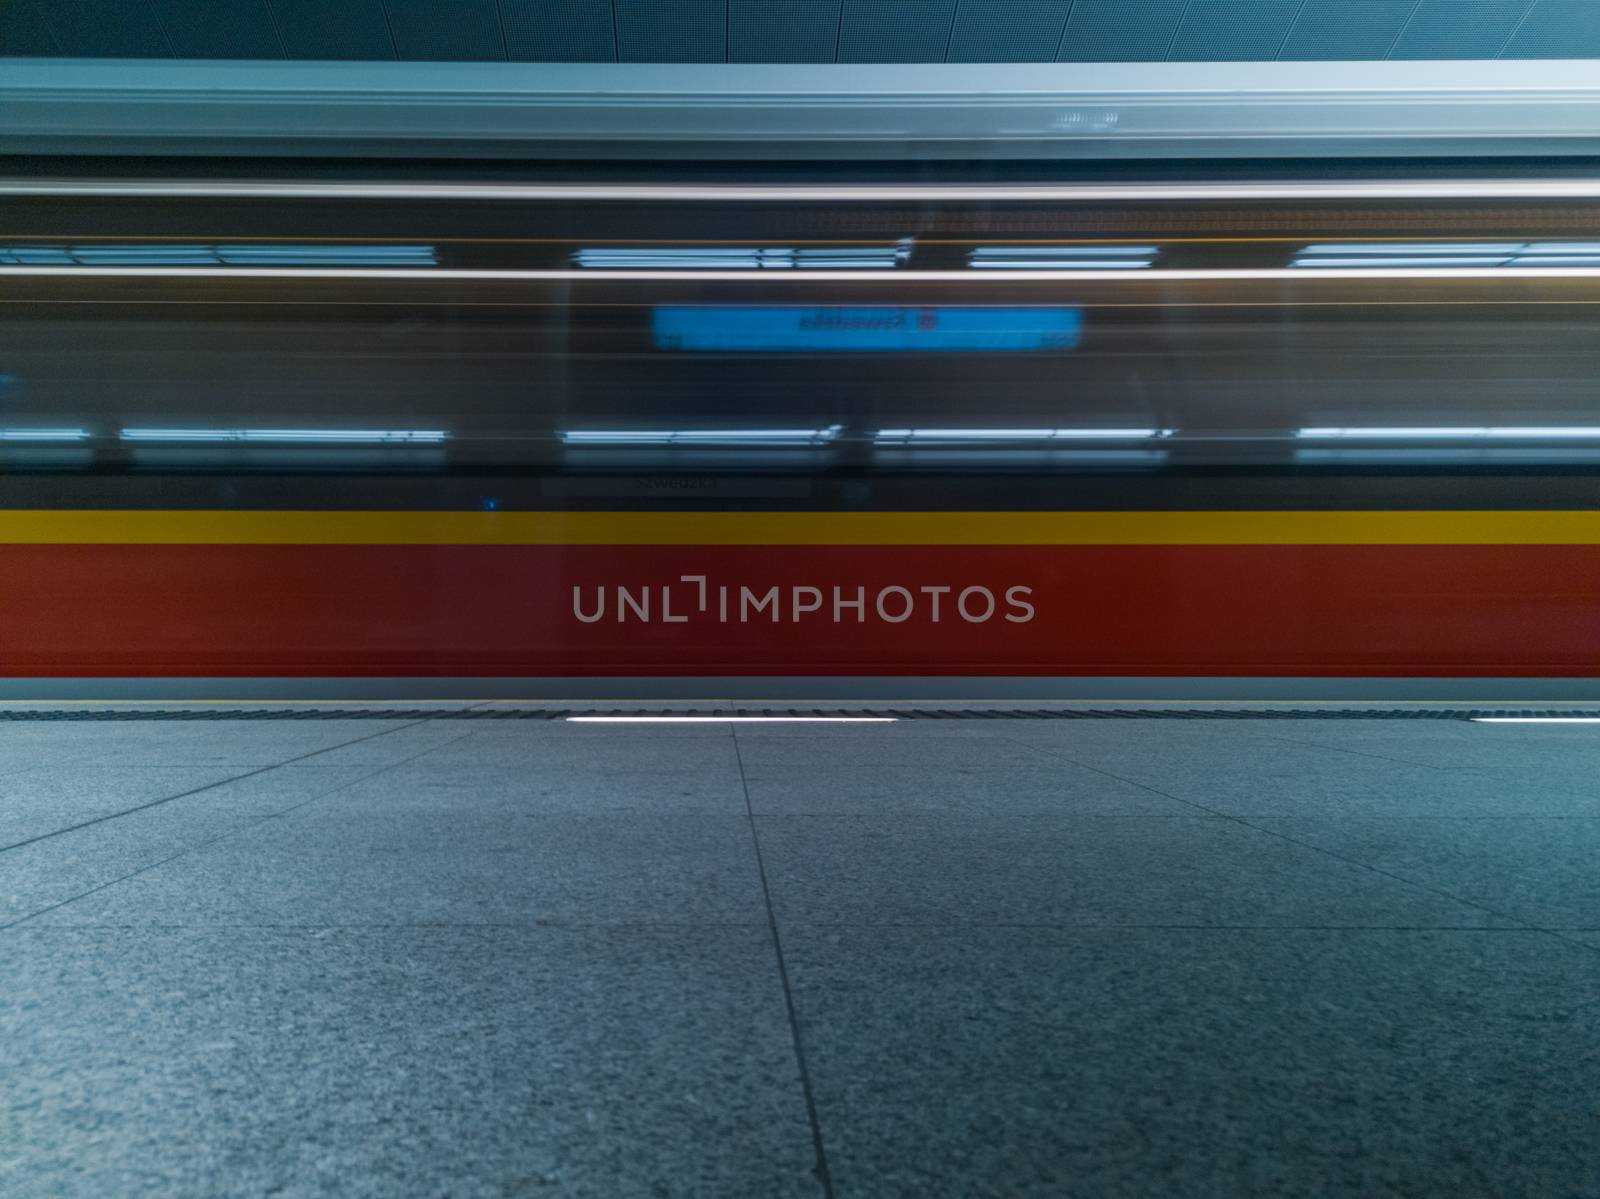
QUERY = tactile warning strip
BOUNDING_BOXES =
[0,707,1592,721]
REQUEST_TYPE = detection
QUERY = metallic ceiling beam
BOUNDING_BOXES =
[8,59,1600,159]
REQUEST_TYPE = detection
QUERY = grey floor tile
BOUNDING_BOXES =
[468,720,737,740]
[0,767,243,846]
[781,925,1600,1199]
[0,924,816,1199]
[741,763,1191,816]
[735,735,1062,769]
[996,719,1289,744]
[0,720,430,769]
[1256,723,1600,780]
[10,710,1595,1197]
[1255,816,1600,935]
[754,813,1506,928]
[1019,739,1597,818]
[728,721,1050,740]
[1037,737,1446,778]
[0,767,382,926]
[404,730,743,772]
[36,812,768,927]
[278,720,486,767]
[317,761,749,815]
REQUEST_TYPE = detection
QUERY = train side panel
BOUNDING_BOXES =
[3,511,1598,677]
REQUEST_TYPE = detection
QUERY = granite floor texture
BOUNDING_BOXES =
[3,710,1600,1198]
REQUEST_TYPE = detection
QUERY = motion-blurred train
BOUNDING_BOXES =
[7,171,1600,694]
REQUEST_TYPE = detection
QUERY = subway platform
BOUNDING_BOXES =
[3,703,1599,1198]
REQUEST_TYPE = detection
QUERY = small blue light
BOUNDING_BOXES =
[482,497,499,511]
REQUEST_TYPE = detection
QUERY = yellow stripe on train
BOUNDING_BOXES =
[0,509,1599,545]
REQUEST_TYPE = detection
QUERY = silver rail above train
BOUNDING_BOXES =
[10,60,1600,161]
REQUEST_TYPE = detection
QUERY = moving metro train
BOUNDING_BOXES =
[6,174,1600,693]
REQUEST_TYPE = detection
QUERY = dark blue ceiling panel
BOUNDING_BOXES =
[730,0,840,62]
[838,0,958,61]
[1,0,61,54]
[1502,0,1600,56]
[40,0,173,55]
[502,0,616,60]
[154,0,283,58]
[615,0,725,61]
[1168,0,1302,59]
[8,0,1597,64]
[385,0,505,59]
[1057,0,1187,60]
[948,0,1072,62]
[269,0,396,58]
[1278,0,1416,58]
[1391,0,1531,58]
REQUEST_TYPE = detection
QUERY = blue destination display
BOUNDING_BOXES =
[652,307,1082,352]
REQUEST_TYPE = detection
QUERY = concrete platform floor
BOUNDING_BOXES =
[3,709,1600,1198]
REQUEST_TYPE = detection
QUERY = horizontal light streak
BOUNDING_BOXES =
[20,181,1600,203]
[12,266,1600,285]
[1294,241,1600,270]
[974,246,1159,256]
[575,246,908,269]
[970,260,1152,270]
[1299,242,1525,255]
[970,245,1156,270]
[0,244,437,267]
[214,245,436,264]
[566,715,897,723]
[120,428,447,443]
[1295,449,1600,466]
[1294,256,1513,268]
[1299,427,1600,439]
[1471,717,1600,723]
[876,427,1167,442]
[564,426,841,446]
[0,428,91,441]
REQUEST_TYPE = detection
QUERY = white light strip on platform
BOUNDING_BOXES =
[1471,717,1600,723]
[566,715,898,723]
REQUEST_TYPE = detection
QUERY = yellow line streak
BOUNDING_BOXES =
[1,510,1599,545]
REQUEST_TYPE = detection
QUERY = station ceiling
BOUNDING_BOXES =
[3,0,1595,63]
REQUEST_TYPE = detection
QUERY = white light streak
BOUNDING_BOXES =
[1299,242,1526,255]
[876,427,1167,442]
[566,715,898,723]
[120,428,447,443]
[1293,256,1513,268]
[18,181,1600,203]
[0,427,91,441]
[564,426,841,446]
[970,245,1157,270]
[1293,240,1600,270]
[575,245,910,269]
[10,267,1600,283]
[0,244,436,267]
[1298,427,1600,439]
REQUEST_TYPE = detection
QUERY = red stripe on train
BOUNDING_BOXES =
[1,542,1597,676]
